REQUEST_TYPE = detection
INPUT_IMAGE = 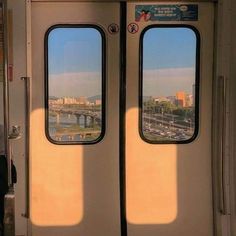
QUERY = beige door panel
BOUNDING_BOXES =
[126,2,214,236]
[31,2,120,236]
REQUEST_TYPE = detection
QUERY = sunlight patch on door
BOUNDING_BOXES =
[126,108,177,224]
[31,109,84,226]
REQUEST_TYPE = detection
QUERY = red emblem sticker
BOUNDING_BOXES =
[127,23,139,34]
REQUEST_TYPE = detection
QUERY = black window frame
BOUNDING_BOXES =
[139,24,201,144]
[44,24,106,145]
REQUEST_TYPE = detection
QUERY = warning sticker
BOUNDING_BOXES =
[135,5,198,22]
[108,23,119,34]
[127,23,139,34]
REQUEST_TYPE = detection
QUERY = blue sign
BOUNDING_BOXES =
[135,5,198,22]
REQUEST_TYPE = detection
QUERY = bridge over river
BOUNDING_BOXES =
[50,106,102,128]
[53,130,101,141]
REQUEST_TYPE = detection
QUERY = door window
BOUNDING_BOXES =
[140,26,200,143]
[45,25,106,144]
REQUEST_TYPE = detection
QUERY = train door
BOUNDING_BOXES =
[125,2,214,236]
[30,1,121,236]
[30,1,214,236]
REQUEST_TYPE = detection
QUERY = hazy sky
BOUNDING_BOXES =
[143,67,195,97]
[49,72,101,98]
[48,28,102,74]
[143,27,196,96]
[143,27,196,70]
[48,27,196,97]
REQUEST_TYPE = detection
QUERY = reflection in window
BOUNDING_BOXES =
[46,26,105,143]
[141,27,199,143]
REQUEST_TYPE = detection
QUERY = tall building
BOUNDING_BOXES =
[186,94,193,107]
[95,99,101,105]
[176,91,186,107]
[76,96,88,105]
[192,84,196,105]
[63,97,77,104]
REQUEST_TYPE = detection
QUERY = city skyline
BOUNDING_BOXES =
[49,89,194,109]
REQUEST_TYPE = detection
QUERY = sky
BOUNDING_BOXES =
[48,28,102,74]
[143,67,195,97]
[48,28,102,97]
[143,28,196,96]
[48,27,197,98]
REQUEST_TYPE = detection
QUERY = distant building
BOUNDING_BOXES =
[76,96,88,105]
[49,98,63,105]
[63,97,77,104]
[95,99,101,105]
[192,84,196,105]
[154,97,170,103]
[176,91,186,107]
[186,94,193,107]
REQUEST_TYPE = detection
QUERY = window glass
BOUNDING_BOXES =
[46,26,105,144]
[141,27,199,143]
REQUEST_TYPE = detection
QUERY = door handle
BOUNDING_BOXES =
[218,75,229,215]
[21,76,30,218]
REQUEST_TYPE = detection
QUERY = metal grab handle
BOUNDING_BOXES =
[218,75,228,215]
[21,77,30,219]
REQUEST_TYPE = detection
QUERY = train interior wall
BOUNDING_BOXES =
[229,0,236,235]
[1,0,236,235]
